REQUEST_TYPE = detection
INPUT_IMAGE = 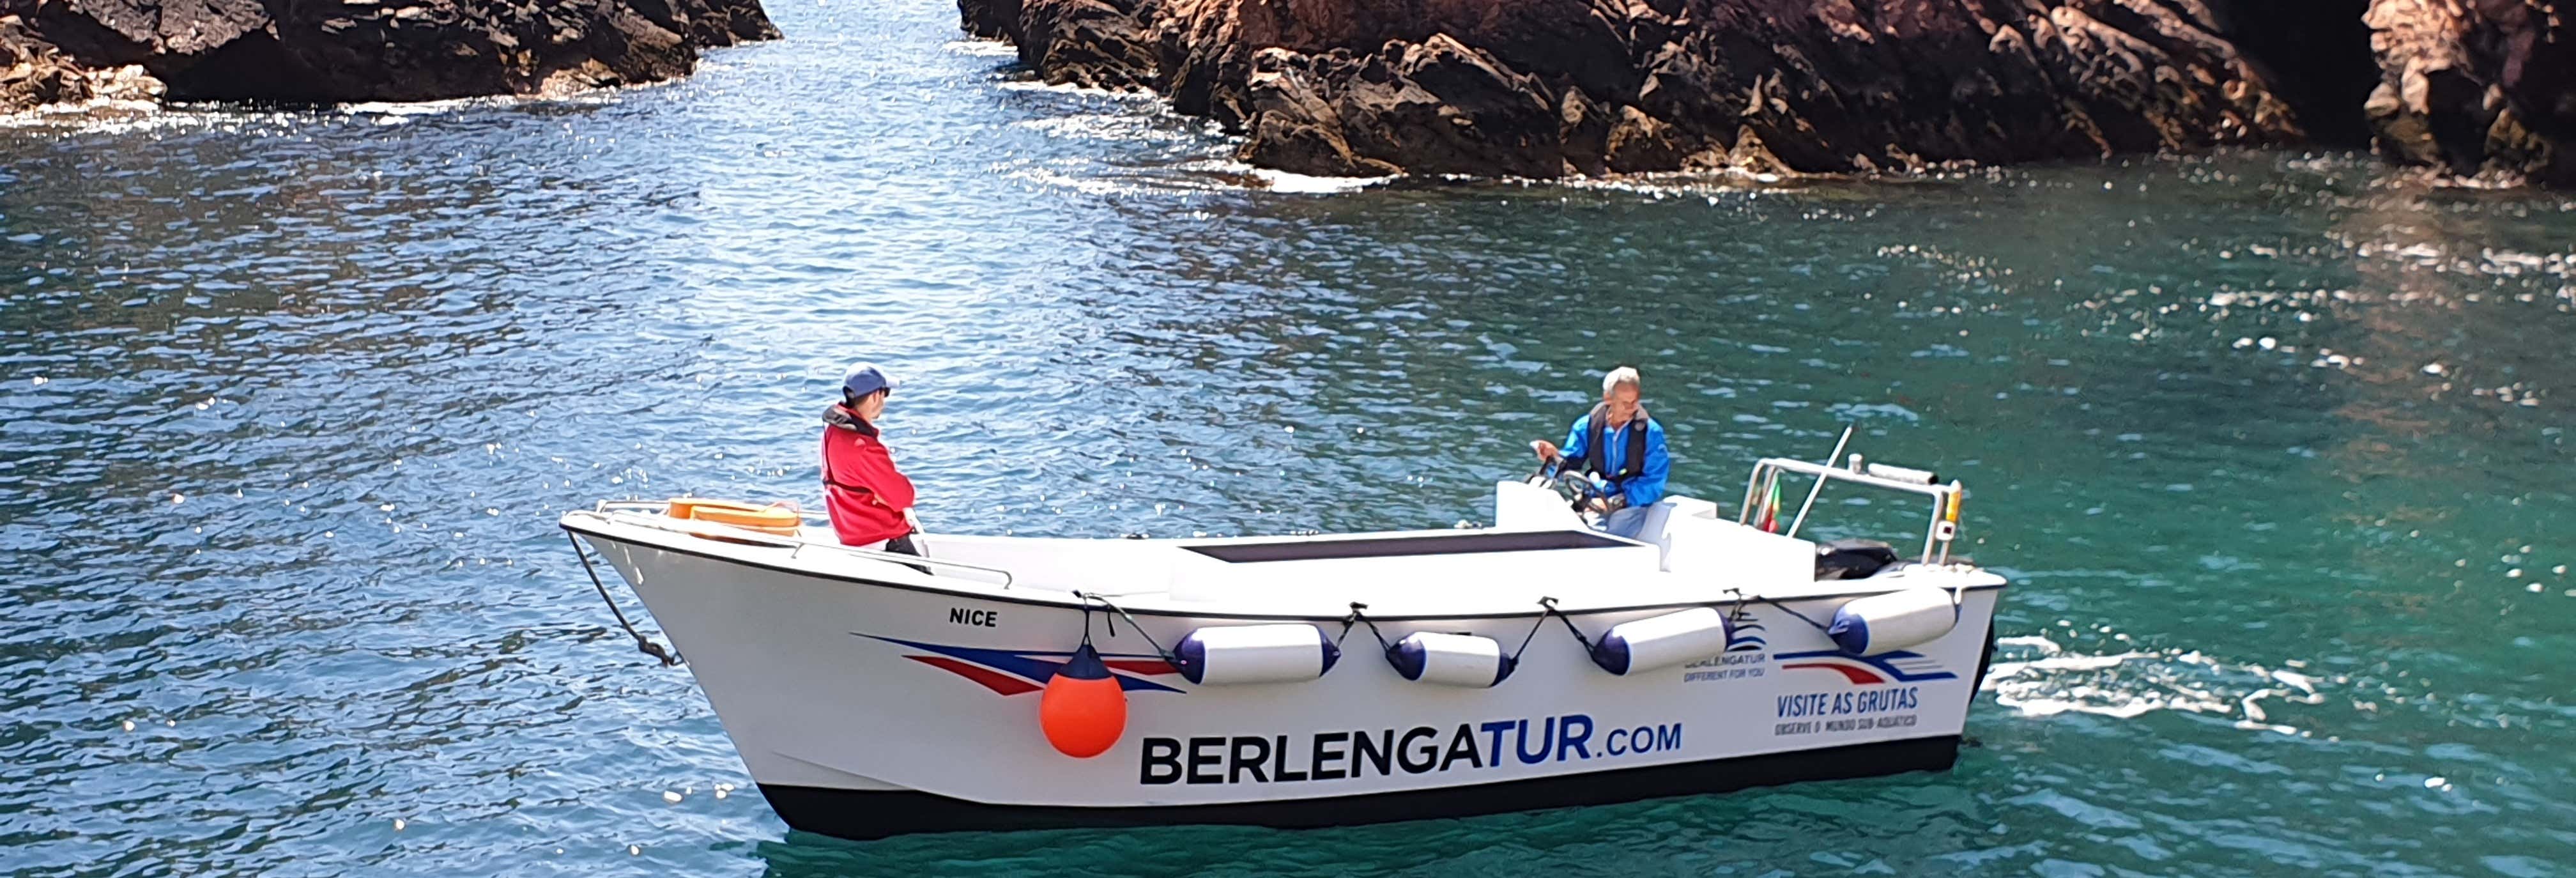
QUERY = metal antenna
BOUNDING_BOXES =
[1784,424,1855,540]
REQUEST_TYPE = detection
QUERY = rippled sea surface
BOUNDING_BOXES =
[5,0,2574,873]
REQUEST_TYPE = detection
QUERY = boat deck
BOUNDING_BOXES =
[562,474,2002,620]
[736,523,1999,618]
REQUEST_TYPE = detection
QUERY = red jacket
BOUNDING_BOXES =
[820,405,916,546]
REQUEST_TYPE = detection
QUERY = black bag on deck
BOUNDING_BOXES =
[1814,539,1899,581]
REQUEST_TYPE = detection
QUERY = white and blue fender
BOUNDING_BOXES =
[1173,624,1340,685]
[1827,587,1959,656]
[1386,632,1516,688]
[1588,607,1732,675]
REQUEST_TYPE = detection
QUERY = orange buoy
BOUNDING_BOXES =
[1039,643,1126,759]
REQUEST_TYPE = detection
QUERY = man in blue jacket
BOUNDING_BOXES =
[1532,366,1669,539]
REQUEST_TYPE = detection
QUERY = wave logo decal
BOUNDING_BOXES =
[1772,649,1955,685]
[855,634,1186,696]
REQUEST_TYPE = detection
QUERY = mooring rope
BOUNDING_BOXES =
[1335,602,1397,653]
[1508,596,1597,664]
[1072,590,1180,666]
[565,532,680,666]
[1725,587,1833,635]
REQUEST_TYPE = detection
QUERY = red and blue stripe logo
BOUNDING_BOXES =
[857,635,1187,696]
[1773,649,1955,685]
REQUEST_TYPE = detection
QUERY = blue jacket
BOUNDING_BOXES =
[1560,412,1669,509]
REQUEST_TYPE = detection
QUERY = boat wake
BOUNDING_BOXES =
[1982,629,2332,736]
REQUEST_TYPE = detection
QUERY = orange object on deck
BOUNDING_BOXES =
[666,498,803,536]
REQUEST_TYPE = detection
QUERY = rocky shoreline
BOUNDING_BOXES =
[5,0,2560,188]
[963,0,2571,187]
[1,0,775,111]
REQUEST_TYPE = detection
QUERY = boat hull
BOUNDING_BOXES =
[567,518,2004,841]
[757,736,1958,838]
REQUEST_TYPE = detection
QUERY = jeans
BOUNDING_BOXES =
[855,533,933,576]
[1597,505,1652,540]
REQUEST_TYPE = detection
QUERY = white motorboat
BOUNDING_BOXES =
[561,453,2005,840]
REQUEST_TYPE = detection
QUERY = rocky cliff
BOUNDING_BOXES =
[2365,0,2573,185]
[1,0,775,111]
[963,0,2573,186]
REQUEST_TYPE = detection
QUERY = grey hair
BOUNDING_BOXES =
[1602,366,1641,395]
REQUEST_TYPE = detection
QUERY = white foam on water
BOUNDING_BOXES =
[1253,168,1390,194]
[337,96,496,116]
[1982,633,2331,728]
[341,88,625,119]
[1994,635,2062,654]
[944,39,1020,58]
[1013,113,1203,146]
[0,99,233,135]
[993,80,1155,101]
[1002,165,1171,197]
[0,96,164,129]
[6,82,647,135]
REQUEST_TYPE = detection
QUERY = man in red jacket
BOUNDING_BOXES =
[821,362,924,562]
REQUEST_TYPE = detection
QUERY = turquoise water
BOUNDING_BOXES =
[3,0,2573,873]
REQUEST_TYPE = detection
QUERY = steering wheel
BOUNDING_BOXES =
[1526,454,1610,513]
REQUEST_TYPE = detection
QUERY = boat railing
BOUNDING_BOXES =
[1738,456,1964,565]
[577,500,1018,587]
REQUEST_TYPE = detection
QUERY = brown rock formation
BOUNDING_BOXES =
[2364,0,2574,186]
[962,0,2322,179]
[1239,36,1565,178]
[962,0,2573,186]
[2,13,159,107]
[0,0,776,112]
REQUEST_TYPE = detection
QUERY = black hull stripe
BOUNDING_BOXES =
[562,521,2004,622]
[757,736,1959,841]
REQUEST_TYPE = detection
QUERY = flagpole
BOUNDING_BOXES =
[1784,424,1855,539]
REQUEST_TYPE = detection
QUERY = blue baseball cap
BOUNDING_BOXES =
[840,362,898,398]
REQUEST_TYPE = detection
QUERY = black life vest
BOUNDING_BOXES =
[1576,403,1652,487]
